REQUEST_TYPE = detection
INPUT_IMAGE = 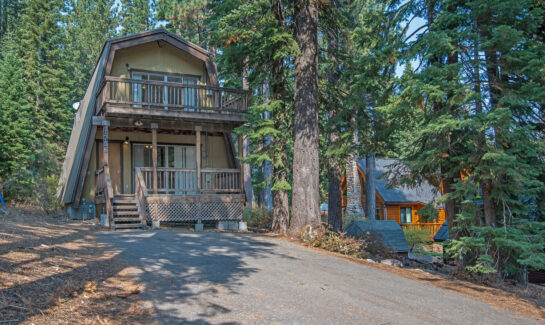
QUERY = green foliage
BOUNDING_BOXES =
[4,139,62,213]
[155,0,208,46]
[0,34,32,184]
[119,0,153,35]
[448,220,545,278]
[416,204,439,222]
[65,0,119,102]
[244,206,274,230]
[404,229,432,249]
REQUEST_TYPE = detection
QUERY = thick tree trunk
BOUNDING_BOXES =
[290,0,321,234]
[272,188,290,235]
[365,152,376,220]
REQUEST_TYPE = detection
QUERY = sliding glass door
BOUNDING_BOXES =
[133,144,196,193]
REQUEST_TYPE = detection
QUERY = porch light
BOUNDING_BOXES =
[134,120,143,127]
[124,137,129,145]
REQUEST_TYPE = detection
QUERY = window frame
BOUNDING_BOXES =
[400,207,413,224]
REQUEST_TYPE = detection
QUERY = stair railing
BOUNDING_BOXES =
[135,167,148,225]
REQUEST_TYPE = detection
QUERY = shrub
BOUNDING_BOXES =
[300,226,395,260]
[244,206,274,230]
[404,229,432,249]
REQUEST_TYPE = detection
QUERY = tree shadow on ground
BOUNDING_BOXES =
[98,230,295,324]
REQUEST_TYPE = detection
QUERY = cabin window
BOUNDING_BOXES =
[400,207,412,223]
[131,71,201,109]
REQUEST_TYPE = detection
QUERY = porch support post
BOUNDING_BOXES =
[102,120,110,167]
[238,134,244,194]
[151,123,158,194]
[196,126,201,194]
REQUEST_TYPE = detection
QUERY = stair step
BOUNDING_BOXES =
[114,211,140,216]
[113,217,142,222]
[113,199,136,204]
[114,206,138,211]
[114,223,145,230]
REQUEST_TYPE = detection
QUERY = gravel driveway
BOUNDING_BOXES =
[98,230,540,324]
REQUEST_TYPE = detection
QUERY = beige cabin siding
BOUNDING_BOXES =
[79,130,230,200]
[81,143,97,203]
[110,42,205,79]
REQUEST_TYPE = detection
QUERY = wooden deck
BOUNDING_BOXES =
[95,77,248,123]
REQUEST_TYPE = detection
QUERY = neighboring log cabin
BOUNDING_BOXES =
[57,29,248,229]
[341,158,446,237]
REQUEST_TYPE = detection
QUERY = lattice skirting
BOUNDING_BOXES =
[146,201,244,222]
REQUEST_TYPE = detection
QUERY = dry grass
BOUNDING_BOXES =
[0,207,157,324]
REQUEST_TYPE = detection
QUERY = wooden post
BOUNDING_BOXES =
[238,134,244,194]
[151,123,158,194]
[103,121,110,167]
[196,127,201,194]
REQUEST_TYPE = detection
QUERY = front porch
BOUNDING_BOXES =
[91,77,248,229]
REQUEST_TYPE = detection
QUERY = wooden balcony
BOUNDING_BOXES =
[96,76,248,123]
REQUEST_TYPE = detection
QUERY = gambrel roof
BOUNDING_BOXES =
[57,29,218,205]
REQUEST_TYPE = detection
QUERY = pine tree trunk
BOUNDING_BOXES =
[365,152,376,220]
[290,0,320,234]
[269,0,291,235]
[242,56,254,211]
[482,50,499,227]
[442,175,458,238]
[326,0,342,231]
[327,164,342,231]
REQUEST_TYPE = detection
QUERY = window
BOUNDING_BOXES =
[400,207,412,223]
[131,71,201,109]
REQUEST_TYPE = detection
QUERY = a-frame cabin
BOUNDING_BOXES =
[58,29,248,229]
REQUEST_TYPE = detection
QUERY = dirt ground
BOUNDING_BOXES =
[0,208,543,323]
[0,207,156,324]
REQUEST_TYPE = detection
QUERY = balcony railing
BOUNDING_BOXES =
[137,167,242,194]
[96,76,248,116]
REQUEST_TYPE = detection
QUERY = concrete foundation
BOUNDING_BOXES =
[238,221,248,231]
[152,220,161,229]
[194,222,204,232]
[100,214,109,227]
[216,221,239,230]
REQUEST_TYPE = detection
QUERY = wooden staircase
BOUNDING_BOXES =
[112,194,146,230]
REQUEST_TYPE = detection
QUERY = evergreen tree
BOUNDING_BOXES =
[209,0,298,234]
[19,0,73,148]
[65,0,119,102]
[0,33,33,199]
[156,0,208,46]
[119,0,153,35]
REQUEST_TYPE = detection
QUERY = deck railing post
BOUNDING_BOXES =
[196,127,201,194]
[238,134,244,194]
[151,123,158,194]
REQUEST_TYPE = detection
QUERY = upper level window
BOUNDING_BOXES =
[400,207,412,223]
[131,71,200,109]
